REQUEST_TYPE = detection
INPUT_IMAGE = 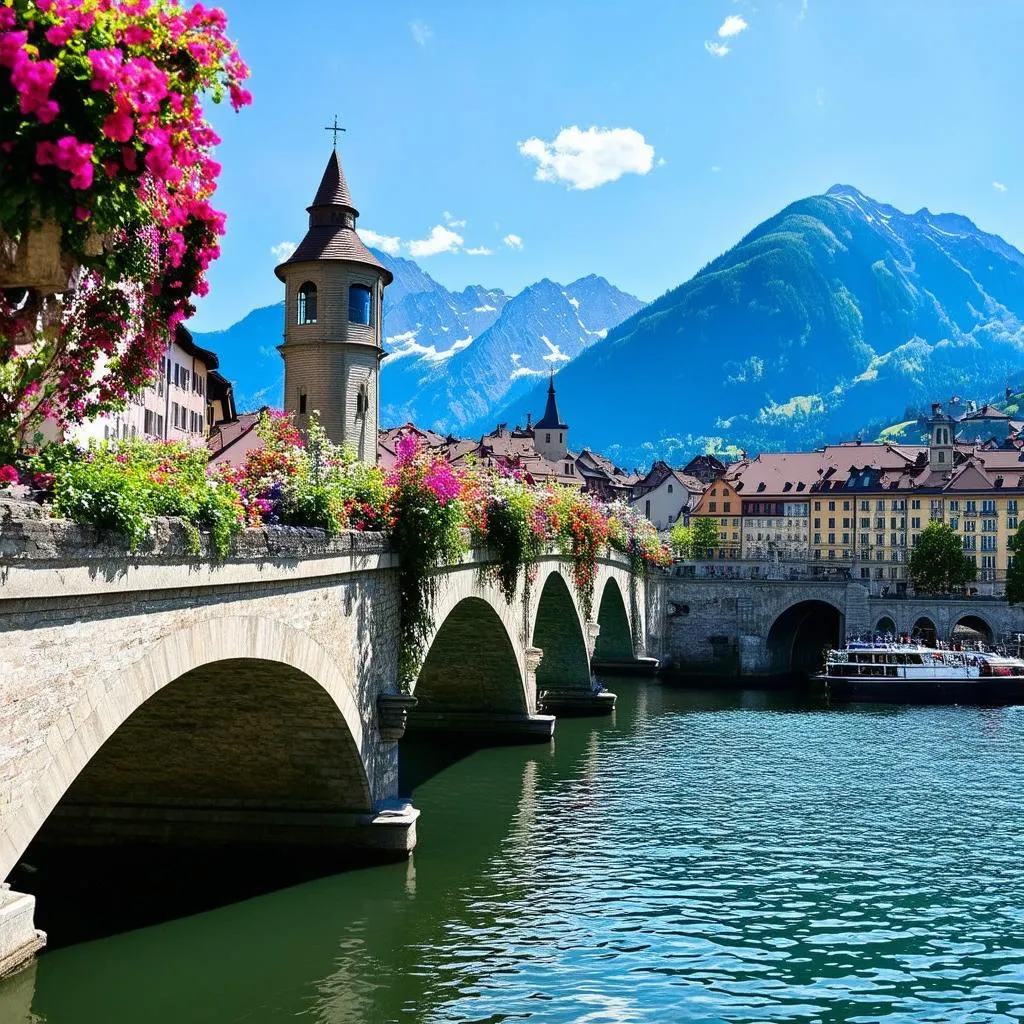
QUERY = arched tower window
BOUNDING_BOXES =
[297,282,318,324]
[349,284,372,326]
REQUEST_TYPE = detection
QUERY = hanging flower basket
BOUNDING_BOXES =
[0,221,73,294]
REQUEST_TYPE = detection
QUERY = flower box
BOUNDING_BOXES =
[0,221,73,294]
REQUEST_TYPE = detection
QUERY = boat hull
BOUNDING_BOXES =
[814,674,1024,705]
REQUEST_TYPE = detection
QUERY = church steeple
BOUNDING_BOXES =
[534,370,569,462]
[274,144,392,464]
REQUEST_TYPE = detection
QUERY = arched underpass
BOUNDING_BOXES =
[414,597,527,714]
[593,577,634,664]
[951,614,994,646]
[875,616,896,636]
[531,572,591,691]
[911,616,938,646]
[767,600,843,677]
[11,658,375,946]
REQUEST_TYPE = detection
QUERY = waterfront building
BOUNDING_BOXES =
[629,461,705,531]
[721,402,1024,587]
[689,476,743,558]
[274,144,392,463]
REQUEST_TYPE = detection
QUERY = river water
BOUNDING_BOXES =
[3,681,1024,1023]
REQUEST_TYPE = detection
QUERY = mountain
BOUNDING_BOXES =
[491,185,1024,466]
[385,275,644,431]
[191,250,641,426]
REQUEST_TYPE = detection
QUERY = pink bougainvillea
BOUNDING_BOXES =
[0,0,250,458]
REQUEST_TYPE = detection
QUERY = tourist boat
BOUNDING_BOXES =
[815,636,1024,704]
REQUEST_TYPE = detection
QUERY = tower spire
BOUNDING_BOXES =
[536,369,567,431]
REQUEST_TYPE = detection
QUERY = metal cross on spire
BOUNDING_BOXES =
[324,115,346,148]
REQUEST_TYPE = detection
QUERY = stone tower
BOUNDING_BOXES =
[927,401,956,472]
[274,146,392,462]
[534,371,568,462]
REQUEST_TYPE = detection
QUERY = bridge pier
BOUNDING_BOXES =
[538,688,616,716]
[405,710,555,743]
[0,889,45,980]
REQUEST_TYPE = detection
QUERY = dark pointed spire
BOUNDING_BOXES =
[310,149,355,213]
[535,369,568,430]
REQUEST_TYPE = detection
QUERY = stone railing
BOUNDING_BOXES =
[0,498,390,564]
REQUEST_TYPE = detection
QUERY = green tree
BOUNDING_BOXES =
[669,522,692,559]
[691,516,721,558]
[909,521,977,594]
[1006,523,1024,604]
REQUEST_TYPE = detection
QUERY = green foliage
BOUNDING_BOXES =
[690,517,720,558]
[669,523,692,559]
[31,439,243,556]
[481,479,545,603]
[1006,524,1024,605]
[909,521,978,594]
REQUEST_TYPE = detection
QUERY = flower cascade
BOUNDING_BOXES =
[0,0,250,458]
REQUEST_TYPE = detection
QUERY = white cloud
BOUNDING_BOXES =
[518,126,655,190]
[464,246,493,256]
[360,228,402,255]
[799,0,809,21]
[408,224,463,257]
[443,211,467,228]
[816,87,825,107]
[270,241,296,263]
[503,233,524,249]
[710,165,721,173]
[718,14,748,37]
[408,20,431,46]
[993,181,1008,193]
[704,40,730,57]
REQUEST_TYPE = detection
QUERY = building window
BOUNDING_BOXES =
[348,284,372,325]
[299,392,307,415]
[545,433,551,444]
[645,500,651,518]
[298,282,318,324]
[559,432,563,443]
[723,501,731,512]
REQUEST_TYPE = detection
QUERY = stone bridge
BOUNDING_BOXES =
[656,576,1024,677]
[0,507,650,976]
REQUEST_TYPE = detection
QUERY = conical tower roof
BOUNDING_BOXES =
[310,149,354,210]
[535,371,568,430]
[275,148,392,284]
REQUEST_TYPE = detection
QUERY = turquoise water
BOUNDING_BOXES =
[4,683,1024,1023]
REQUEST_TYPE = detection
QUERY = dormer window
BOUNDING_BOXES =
[349,284,372,326]
[298,282,317,324]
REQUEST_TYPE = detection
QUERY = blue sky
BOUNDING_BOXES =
[191,0,1024,331]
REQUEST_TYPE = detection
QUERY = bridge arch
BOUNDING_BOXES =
[1,616,372,883]
[766,599,844,676]
[911,616,937,646]
[951,613,994,645]
[531,569,591,690]
[594,577,634,662]
[414,597,528,713]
